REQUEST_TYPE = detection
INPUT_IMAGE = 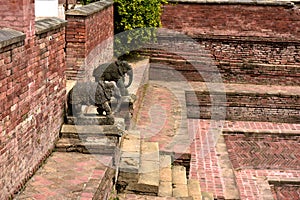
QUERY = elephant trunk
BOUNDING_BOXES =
[125,69,133,88]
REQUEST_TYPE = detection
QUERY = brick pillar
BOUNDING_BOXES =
[0,0,35,37]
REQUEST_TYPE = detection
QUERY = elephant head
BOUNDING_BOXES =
[117,61,133,88]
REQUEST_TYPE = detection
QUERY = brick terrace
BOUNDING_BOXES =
[133,80,300,199]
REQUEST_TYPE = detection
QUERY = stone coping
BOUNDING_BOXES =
[35,17,67,35]
[66,0,113,16]
[0,28,25,49]
[168,0,295,7]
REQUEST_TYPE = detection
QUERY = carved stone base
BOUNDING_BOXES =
[66,115,115,125]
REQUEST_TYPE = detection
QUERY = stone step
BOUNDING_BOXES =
[172,165,189,198]
[55,136,118,155]
[117,130,142,194]
[188,179,202,200]
[158,155,172,197]
[201,191,214,200]
[137,141,160,194]
[60,122,124,139]
[119,131,141,173]
[66,115,115,125]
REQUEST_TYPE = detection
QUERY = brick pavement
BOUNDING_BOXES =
[14,152,113,200]
[224,134,300,170]
[271,183,300,200]
[133,82,190,155]
[189,119,300,200]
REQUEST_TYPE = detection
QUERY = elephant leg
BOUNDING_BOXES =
[73,104,83,117]
[96,106,104,116]
[100,101,112,116]
[117,79,128,96]
[67,101,73,116]
[113,98,122,114]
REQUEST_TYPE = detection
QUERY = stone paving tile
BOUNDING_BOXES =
[14,152,112,200]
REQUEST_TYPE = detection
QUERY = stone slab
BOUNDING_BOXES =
[188,179,202,199]
[66,115,114,125]
[160,155,172,182]
[140,141,159,161]
[138,170,160,186]
[160,167,172,183]
[0,28,25,49]
[55,137,118,155]
[121,133,141,153]
[172,165,187,185]
[60,124,124,138]
[119,157,140,173]
[35,17,67,35]
[172,184,189,197]
[125,182,158,195]
[158,181,172,197]
[201,191,214,200]
[139,160,160,176]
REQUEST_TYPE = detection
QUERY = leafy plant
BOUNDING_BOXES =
[113,0,167,58]
[114,0,167,33]
[80,0,97,5]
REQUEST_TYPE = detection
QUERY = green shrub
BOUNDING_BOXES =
[114,0,167,58]
[114,0,167,33]
[80,0,97,5]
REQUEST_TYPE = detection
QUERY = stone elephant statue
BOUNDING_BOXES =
[67,81,122,117]
[93,60,133,96]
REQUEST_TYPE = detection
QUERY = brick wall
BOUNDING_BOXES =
[186,91,300,123]
[149,51,300,85]
[0,0,35,38]
[65,0,114,80]
[162,1,300,39]
[200,38,300,65]
[154,1,300,82]
[0,16,66,199]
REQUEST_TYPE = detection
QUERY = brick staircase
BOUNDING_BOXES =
[117,130,214,199]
